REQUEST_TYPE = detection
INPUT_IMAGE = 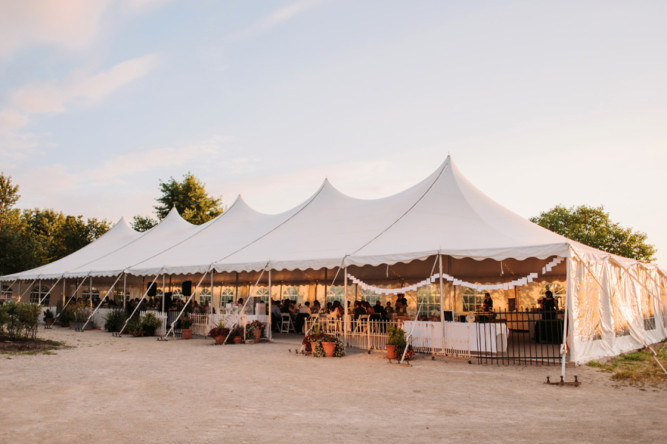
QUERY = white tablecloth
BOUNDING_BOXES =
[402,321,508,353]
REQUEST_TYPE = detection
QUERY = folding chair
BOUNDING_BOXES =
[353,314,370,333]
[280,313,295,333]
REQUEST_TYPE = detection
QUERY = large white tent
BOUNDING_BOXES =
[2,157,665,363]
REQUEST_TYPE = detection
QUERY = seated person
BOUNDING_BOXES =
[482,293,493,312]
[311,300,321,314]
[299,301,311,314]
[373,300,387,319]
[385,301,394,320]
[353,301,366,320]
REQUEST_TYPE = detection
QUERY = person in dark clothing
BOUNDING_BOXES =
[482,293,493,312]
[542,290,556,320]
[373,300,387,320]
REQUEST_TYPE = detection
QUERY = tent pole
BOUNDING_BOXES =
[324,269,328,306]
[38,278,42,304]
[448,256,453,309]
[344,267,348,341]
[268,270,272,341]
[235,273,239,301]
[561,257,572,379]
[123,273,127,310]
[18,280,21,302]
[439,254,445,354]
[88,276,93,307]
[210,270,214,315]
[162,274,166,314]
[62,278,66,307]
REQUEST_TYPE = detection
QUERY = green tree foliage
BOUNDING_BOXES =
[131,215,158,232]
[0,173,111,275]
[152,172,223,224]
[530,205,656,262]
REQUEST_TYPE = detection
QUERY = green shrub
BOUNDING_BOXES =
[104,309,127,333]
[59,305,75,325]
[140,312,161,336]
[126,317,142,336]
[0,302,40,339]
[387,324,406,347]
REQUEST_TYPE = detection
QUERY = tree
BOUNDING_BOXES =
[0,173,20,213]
[530,205,656,262]
[131,215,158,232]
[152,172,223,224]
[0,173,111,275]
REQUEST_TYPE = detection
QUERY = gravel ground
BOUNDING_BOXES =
[0,327,665,443]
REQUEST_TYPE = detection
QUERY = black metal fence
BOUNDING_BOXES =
[474,310,563,365]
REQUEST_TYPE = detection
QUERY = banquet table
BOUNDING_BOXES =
[402,320,509,353]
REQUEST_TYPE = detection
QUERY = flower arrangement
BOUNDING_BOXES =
[312,334,345,358]
[246,320,266,339]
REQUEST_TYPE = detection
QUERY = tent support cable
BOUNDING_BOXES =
[221,265,267,346]
[38,277,63,306]
[116,271,162,337]
[16,278,37,302]
[80,274,123,331]
[400,255,440,364]
[161,269,211,340]
[55,277,90,322]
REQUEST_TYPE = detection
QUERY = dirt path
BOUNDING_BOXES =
[0,328,664,443]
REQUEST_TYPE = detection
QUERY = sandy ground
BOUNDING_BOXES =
[0,328,665,444]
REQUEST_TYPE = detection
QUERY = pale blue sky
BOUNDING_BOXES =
[1,0,666,266]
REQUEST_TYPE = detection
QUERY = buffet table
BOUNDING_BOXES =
[402,320,509,353]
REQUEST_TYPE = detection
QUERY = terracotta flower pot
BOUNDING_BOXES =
[253,328,262,342]
[321,341,337,357]
[215,335,225,345]
[233,336,243,344]
[310,341,318,354]
[386,344,397,359]
[45,318,54,327]
[182,328,193,339]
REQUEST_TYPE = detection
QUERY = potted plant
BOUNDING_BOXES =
[209,322,229,345]
[127,317,143,337]
[303,324,325,354]
[59,305,75,327]
[180,315,193,339]
[247,320,265,343]
[72,303,92,330]
[315,335,345,358]
[43,309,54,327]
[140,312,161,337]
[387,324,406,359]
[230,326,244,344]
[104,309,127,333]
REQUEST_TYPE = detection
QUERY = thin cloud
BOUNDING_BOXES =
[9,54,160,114]
[0,0,113,60]
[228,0,327,42]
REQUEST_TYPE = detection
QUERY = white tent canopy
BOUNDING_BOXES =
[65,208,201,278]
[2,156,665,364]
